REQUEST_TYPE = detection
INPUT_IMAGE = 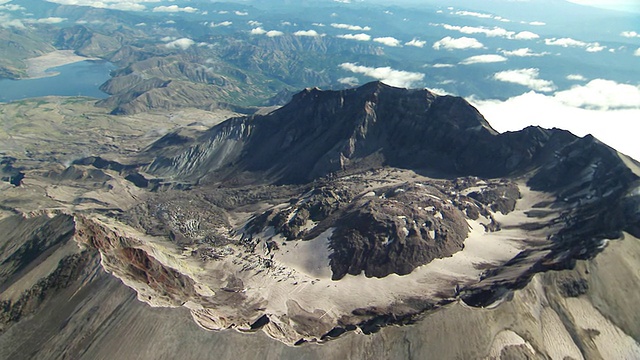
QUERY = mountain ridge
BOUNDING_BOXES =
[145,81,596,186]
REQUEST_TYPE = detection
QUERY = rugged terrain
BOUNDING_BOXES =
[1,82,639,358]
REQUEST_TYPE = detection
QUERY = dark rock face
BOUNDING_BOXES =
[145,82,579,185]
[467,182,521,215]
[329,185,469,279]
[1,157,25,186]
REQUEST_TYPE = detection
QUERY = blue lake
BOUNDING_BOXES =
[0,60,116,103]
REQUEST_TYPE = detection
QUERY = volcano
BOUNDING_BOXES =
[1,82,639,358]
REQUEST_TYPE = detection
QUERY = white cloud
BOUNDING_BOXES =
[459,54,508,65]
[373,36,401,47]
[566,74,587,81]
[135,22,146,26]
[621,31,640,38]
[554,79,640,110]
[247,20,261,26]
[514,31,539,40]
[165,20,175,24]
[545,37,606,52]
[45,0,146,11]
[529,21,546,26]
[312,23,325,27]
[433,36,484,50]
[442,24,515,38]
[331,23,371,31]
[25,17,67,24]
[437,23,540,41]
[294,30,322,37]
[432,63,455,68]
[586,43,605,52]
[0,13,24,28]
[405,38,426,47]
[472,92,640,161]
[493,68,556,92]
[454,10,493,19]
[209,21,232,27]
[0,3,24,10]
[165,38,195,50]
[250,27,283,37]
[635,48,640,56]
[266,30,284,37]
[501,48,549,57]
[235,11,248,16]
[337,33,371,41]
[339,62,424,88]
[545,37,588,47]
[338,77,359,86]
[153,5,198,13]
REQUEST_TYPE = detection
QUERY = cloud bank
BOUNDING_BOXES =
[472,91,640,161]
[554,79,640,110]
